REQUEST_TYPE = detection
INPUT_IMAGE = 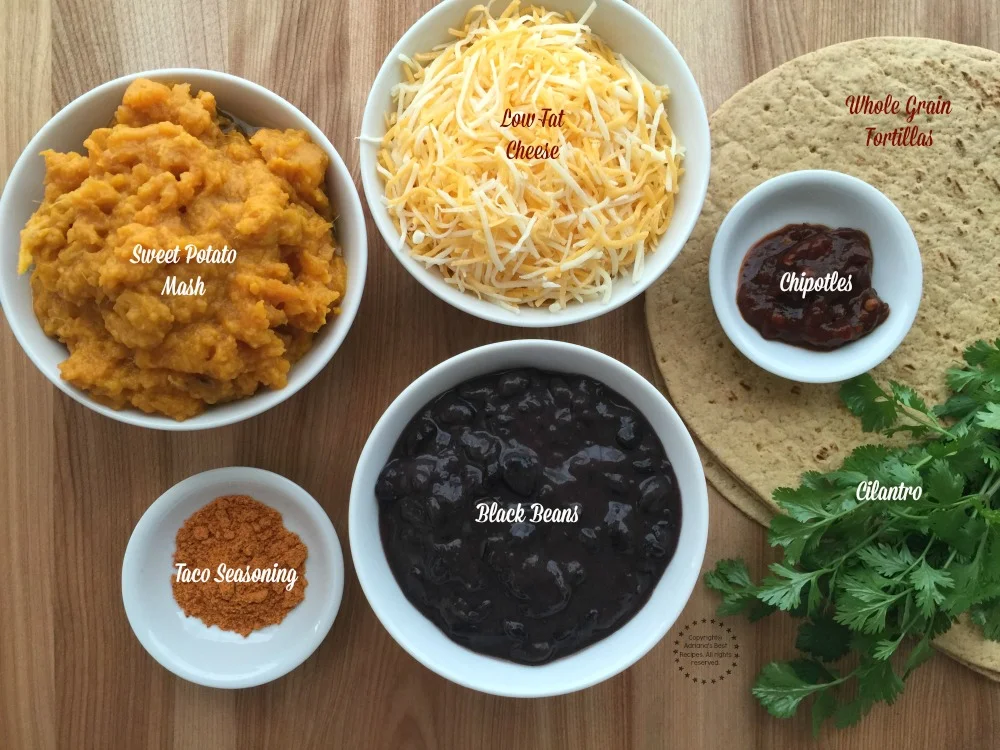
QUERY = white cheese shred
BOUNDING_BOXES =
[378,0,683,310]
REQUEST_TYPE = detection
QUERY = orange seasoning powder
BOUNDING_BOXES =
[172,494,308,636]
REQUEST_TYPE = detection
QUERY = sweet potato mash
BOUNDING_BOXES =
[17,79,347,420]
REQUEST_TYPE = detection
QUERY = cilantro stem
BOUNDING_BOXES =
[949,406,982,433]
[978,470,997,496]
[713,340,1000,731]
[835,528,884,565]
[970,530,988,563]
[890,492,978,521]
[896,537,935,581]
[898,404,952,438]
[825,526,886,592]
[890,611,921,649]
[980,471,1000,502]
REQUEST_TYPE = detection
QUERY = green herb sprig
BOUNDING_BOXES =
[705,339,1000,732]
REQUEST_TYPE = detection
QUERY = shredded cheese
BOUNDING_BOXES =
[378,0,684,310]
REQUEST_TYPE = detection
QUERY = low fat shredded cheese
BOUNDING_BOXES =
[378,0,684,311]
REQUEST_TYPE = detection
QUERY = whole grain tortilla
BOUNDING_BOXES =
[647,37,1000,679]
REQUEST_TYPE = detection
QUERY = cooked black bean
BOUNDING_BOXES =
[376,368,682,665]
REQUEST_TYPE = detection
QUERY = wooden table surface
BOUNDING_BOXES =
[2,1,998,748]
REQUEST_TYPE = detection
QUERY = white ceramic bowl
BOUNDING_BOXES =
[709,170,922,383]
[359,0,710,327]
[121,467,344,688]
[0,68,367,430]
[349,340,709,697]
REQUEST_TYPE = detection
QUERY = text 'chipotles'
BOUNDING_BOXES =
[375,368,682,665]
[736,223,890,350]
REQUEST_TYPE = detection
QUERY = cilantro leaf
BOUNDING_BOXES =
[872,638,901,661]
[925,459,965,504]
[704,340,1000,731]
[975,403,1000,430]
[926,508,985,557]
[969,599,1000,641]
[811,691,837,736]
[908,561,953,617]
[873,454,922,488]
[944,559,983,615]
[855,543,916,577]
[904,637,935,675]
[935,390,979,418]
[703,559,775,620]
[834,570,901,634]
[772,481,840,522]
[841,376,897,432]
[983,444,1000,472]
[853,659,905,710]
[767,514,816,564]
[796,617,851,662]
[842,444,892,475]
[757,564,821,611]
[889,381,928,413]
[963,338,1000,369]
[751,662,834,719]
[944,369,986,396]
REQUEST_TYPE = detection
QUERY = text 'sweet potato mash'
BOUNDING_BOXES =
[17,79,347,420]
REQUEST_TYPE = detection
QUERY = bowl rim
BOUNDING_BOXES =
[358,0,710,328]
[348,339,709,697]
[0,67,367,431]
[120,466,345,688]
[708,169,923,384]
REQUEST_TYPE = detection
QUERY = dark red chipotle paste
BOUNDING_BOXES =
[736,223,890,350]
[376,368,682,665]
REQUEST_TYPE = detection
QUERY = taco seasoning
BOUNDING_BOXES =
[172,494,308,636]
[736,223,890,350]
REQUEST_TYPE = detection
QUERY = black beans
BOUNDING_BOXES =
[638,475,674,513]
[501,450,540,496]
[459,430,495,463]
[439,400,474,425]
[376,368,682,665]
[498,371,530,396]
[616,415,641,448]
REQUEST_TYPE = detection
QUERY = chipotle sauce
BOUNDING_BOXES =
[736,223,889,350]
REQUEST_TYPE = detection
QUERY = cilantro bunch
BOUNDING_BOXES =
[705,339,1000,732]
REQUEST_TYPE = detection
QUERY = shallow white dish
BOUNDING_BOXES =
[349,340,709,697]
[359,0,710,328]
[708,170,922,383]
[0,68,367,430]
[121,467,344,688]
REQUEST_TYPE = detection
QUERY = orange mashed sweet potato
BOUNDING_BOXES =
[18,79,347,421]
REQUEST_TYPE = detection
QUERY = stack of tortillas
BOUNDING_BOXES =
[646,38,1000,679]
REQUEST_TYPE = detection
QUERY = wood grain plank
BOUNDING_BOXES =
[0,2,54,748]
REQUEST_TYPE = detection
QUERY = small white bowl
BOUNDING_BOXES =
[349,340,709,697]
[121,467,344,688]
[359,0,710,328]
[0,68,367,430]
[708,170,922,383]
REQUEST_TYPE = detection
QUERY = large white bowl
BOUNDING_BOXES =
[709,170,922,383]
[359,0,710,327]
[0,68,367,430]
[349,340,709,697]
[121,467,344,688]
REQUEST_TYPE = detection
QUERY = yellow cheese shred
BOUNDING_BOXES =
[377,0,684,312]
